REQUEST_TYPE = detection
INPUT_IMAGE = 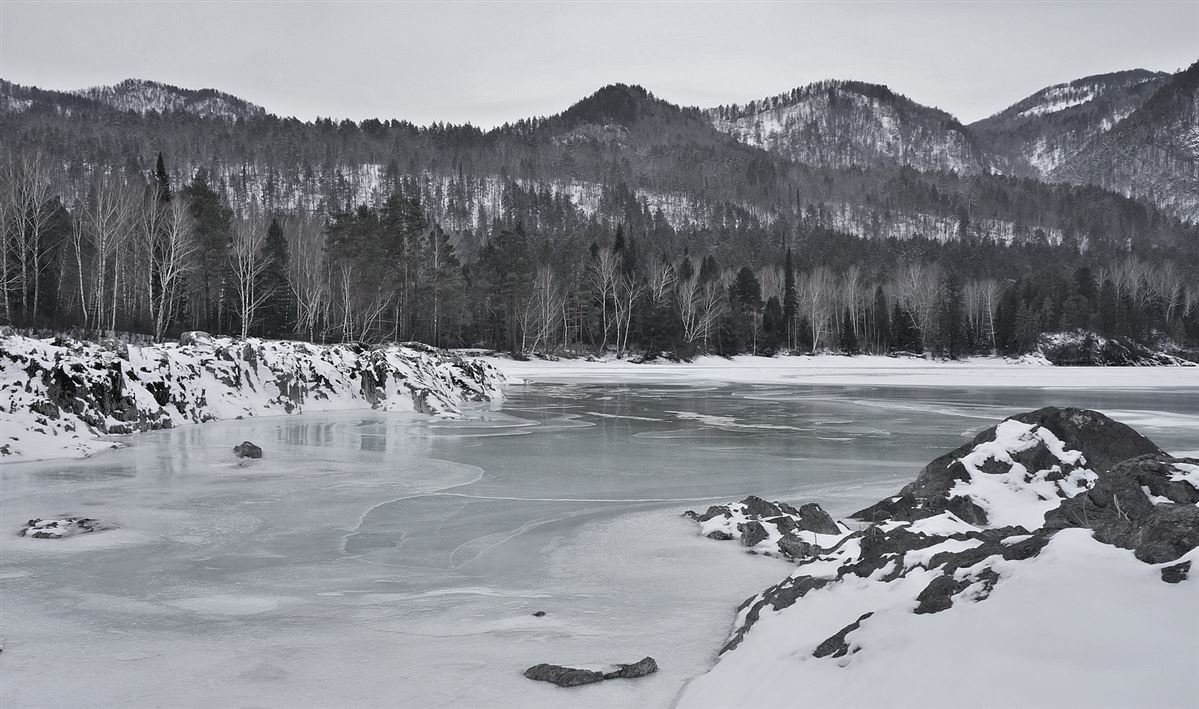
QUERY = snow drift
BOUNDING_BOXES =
[0,332,505,460]
[680,407,1199,708]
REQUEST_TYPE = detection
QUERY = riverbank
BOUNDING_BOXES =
[482,352,1199,389]
[0,333,505,461]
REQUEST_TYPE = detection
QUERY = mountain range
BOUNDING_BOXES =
[1,62,1196,257]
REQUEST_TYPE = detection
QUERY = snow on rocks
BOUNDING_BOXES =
[0,333,505,460]
[683,496,852,559]
[679,407,1199,708]
[18,517,114,539]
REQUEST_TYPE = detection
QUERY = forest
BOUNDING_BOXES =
[2,148,1196,361]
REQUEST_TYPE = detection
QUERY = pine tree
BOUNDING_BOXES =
[257,218,293,338]
[154,152,172,204]
[839,306,859,354]
[783,247,798,349]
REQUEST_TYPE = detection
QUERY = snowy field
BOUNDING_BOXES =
[484,353,1199,389]
[2,374,1197,708]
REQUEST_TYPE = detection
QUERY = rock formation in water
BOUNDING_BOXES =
[684,406,1199,666]
[524,656,659,687]
[0,333,506,460]
[233,441,263,459]
[18,517,114,539]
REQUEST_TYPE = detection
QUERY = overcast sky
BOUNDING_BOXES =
[1,1,1195,126]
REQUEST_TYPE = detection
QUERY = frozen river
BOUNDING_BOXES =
[3,381,1198,708]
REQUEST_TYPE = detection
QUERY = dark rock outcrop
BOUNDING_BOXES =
[1161,561,1190,584]
[233,441,263,459]
[179,331,214,347]
[1046,454,1199,563]
[602,656,658,679]
[854,407,1162,524]
[524,657,659,687]
[693,406,1199,664]
[523,664,605,687]
[738,521,769,547]
[813,613,873,658]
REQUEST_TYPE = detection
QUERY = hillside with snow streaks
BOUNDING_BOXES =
[0,333,504,461]
[707,80,990,175]
[74,79,266,119]
[970,69,1173,179]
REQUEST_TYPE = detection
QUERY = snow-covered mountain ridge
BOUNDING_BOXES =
[0,332,504,460]
[706,80,990,175]
[679,407,1198,707]
[73,78,266,119]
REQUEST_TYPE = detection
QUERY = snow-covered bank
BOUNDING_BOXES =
[677,407,1199,709]
[0,333,504,460]
[484,353,1199,389]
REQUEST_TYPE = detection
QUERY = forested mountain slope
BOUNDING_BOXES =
[1,72,1196,361]
[970,69,1168,178]
[707,80,990,175]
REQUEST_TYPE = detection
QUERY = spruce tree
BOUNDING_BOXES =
[783,247,797,349]
[257,218,293,338]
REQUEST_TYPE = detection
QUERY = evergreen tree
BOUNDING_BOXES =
[257,218,293,338]
[839,306,859,354]
[783,247,797,348]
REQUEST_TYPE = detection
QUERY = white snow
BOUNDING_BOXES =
[952,419,1097,529]
[1170,462,1199,490]
[678,530,1198,709]
[485,353,1199,390]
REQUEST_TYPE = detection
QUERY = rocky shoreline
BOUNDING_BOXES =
[679,407,1198,707]
[0,332,506,460]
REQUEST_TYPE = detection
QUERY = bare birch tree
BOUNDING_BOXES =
[229,208,269,339]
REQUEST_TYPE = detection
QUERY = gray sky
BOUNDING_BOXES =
[1,1,1196,126]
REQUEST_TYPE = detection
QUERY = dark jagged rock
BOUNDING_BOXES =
[233,441,263,459]
[524,657,658,687]
[722,576,833,653]
[777,534,816,559]
[523,664,605,687]
[1161,561,1190,584]
[532,611,547,617]
[796,503,841,535]
[854,407,1162,524]
[178,331,214,347]
[741,496,784,518]
[813,613,873,658]
[691,407,1199,665]
[1046,454,1199,563]
[738,521,769,547]
[706,530,733,541]
[602,656,658,679]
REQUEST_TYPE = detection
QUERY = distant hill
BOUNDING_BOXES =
[706,80,990,175]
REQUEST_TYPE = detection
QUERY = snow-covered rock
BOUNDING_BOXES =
[18,517,114,539]
[680,407,1198,708]
[0,333,505,461]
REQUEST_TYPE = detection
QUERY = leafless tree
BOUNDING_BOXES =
[285,214,328,342]
[2,150,57,322]
[893,261,943,352]
[83,174,136,331]
[797,266,835,352]
[229,208,270,339]
[964,278,1003,351]
[588,250,619,353]
[150,198,197,340]
[521,265,566,354]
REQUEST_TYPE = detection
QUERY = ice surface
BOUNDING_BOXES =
[3,381,1197,708]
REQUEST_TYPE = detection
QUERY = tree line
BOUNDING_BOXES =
[3,150,1197,359]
